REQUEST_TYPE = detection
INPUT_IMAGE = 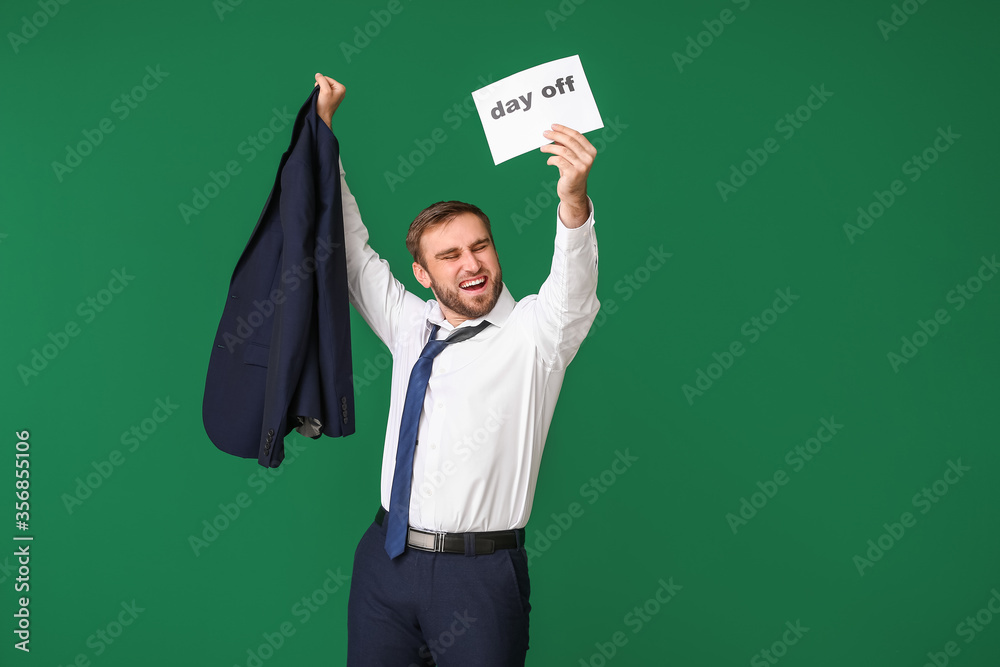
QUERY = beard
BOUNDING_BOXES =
[429,265,503,320]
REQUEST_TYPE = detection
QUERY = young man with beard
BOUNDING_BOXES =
[312,72,601,666]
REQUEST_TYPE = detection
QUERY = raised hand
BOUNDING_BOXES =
[539,124,596,228]
[314,73,346,130]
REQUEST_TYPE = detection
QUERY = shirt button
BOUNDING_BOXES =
[435,401,445,412]
[430,442,437,450]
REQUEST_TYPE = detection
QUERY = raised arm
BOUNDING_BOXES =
[531,124,602,370]
[314,73,418,350]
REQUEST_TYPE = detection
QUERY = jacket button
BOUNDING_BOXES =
[268,428,274,436]
[342,417,349,424]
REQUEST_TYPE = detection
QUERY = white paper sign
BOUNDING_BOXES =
[471,55,603,165]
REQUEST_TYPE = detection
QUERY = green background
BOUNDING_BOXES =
[3,0,999,664]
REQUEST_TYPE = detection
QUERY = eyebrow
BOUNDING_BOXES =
[433,237,491,259]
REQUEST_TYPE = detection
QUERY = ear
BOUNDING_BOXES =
[412,261,432,289]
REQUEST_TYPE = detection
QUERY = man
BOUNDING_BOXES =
[313,72,600,666]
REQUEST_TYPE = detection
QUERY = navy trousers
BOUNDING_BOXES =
[347,509,531,666]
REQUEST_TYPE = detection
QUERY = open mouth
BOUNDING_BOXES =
[459,275,488,294]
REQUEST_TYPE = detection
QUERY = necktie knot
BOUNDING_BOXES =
[418,320,491,360]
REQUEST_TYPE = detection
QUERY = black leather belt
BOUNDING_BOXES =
[374,506,522,555]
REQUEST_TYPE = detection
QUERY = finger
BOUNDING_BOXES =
[545,128,596,162]
[549,124,593,150]
[322,75,345,96]
[539,142,580,162]
[548,124,598,158]
[546,154,569,169]
[542,130,589,164]
[540,141,591,171]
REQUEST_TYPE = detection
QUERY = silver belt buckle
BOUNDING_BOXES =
[407,528,447,552]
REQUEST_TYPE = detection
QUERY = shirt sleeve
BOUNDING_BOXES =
[339,157,422,350]
[530,197,601,371]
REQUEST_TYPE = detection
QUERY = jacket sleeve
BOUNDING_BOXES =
[338,157,422,350]
[529,198,601,371]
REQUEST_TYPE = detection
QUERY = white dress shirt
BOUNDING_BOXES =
[339,159,600,532]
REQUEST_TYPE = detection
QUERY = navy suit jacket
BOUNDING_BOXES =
[203,86,355,468]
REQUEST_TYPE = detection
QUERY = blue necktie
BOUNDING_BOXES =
[385,320,491,559]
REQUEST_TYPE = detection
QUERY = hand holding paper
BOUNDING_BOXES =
[540,124,596,228]
[472,55,603,165]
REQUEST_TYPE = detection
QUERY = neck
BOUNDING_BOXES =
[443,311,469,328]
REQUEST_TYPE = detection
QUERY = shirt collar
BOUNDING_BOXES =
[426,282,515,333]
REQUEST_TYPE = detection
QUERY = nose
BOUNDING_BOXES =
[459,250,482,276]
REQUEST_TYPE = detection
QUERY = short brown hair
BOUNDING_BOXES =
[406,201,493,267]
